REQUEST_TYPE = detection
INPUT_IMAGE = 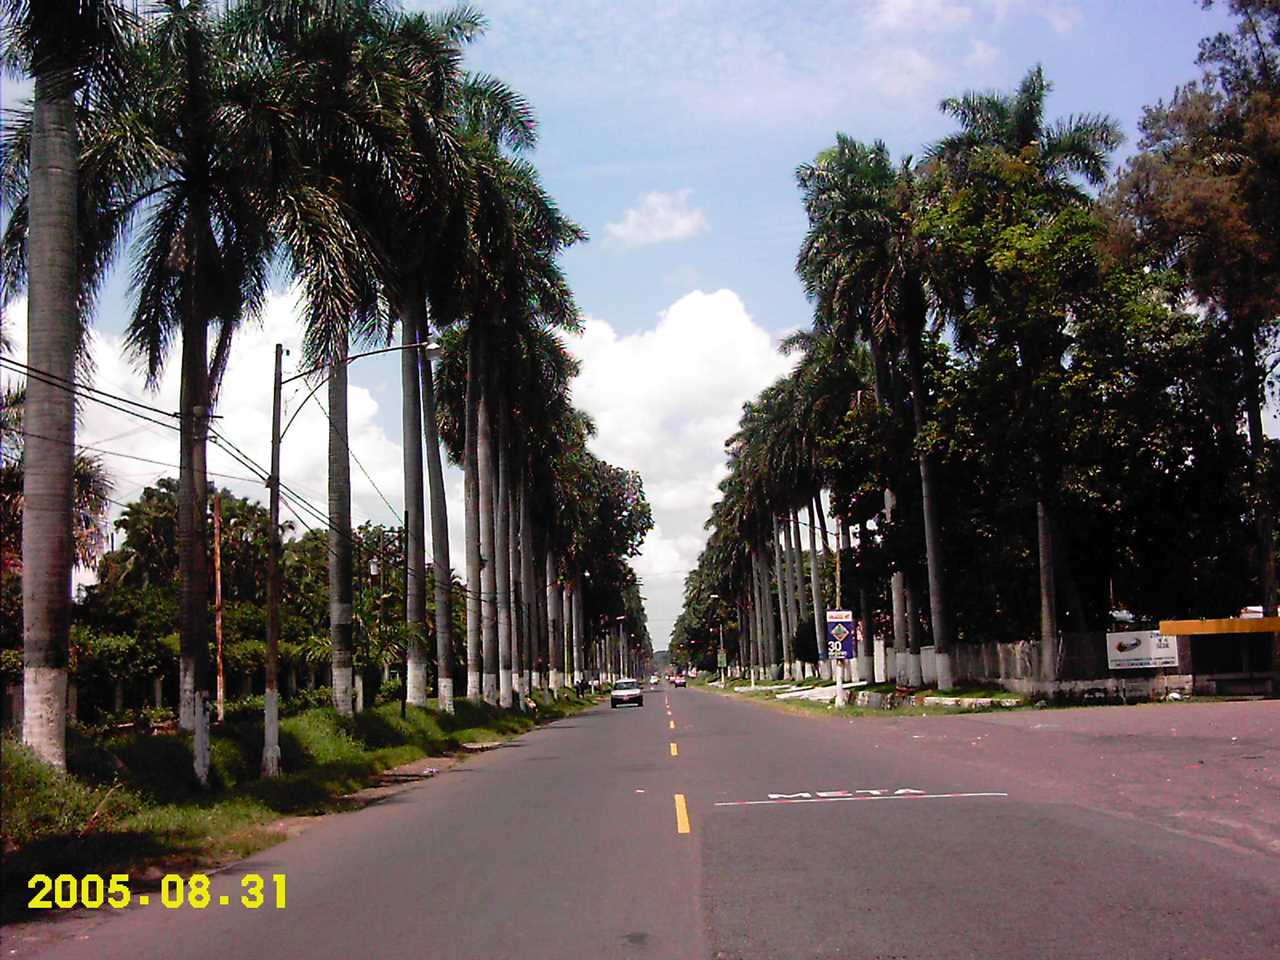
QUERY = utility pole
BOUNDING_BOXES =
[213,493,225,722]
[402,513,409,719]
[262,344,283,777]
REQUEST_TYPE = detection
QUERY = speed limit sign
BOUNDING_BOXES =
[825,610,856,660]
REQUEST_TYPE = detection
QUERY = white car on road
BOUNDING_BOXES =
[611,678,644,708]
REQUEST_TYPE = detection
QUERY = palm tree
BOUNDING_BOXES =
[798,138,908,682]
[1,0,133,768]
[927,65,1121,680]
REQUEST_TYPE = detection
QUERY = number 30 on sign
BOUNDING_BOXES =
[825,610,856,660]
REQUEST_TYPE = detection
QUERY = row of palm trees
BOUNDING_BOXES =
[677,61,1277,687]
[3,0,653,772]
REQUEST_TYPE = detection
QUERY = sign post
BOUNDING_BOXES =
[826,610,855,707]
[1106,630,1179,670]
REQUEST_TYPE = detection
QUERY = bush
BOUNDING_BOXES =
[1,737,138,850]
[376,677,404,705]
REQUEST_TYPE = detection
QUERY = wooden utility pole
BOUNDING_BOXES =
[213,493,225,722]
[262,344,283,777]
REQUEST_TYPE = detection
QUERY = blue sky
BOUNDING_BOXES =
[456,0,1234,337]
[1,1,1250,648]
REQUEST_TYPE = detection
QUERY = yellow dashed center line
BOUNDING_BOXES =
[670,742,679,757]
[669,719,675,730]
[674,794,690,834]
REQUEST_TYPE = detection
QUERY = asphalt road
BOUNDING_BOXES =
[8,688,1279,960]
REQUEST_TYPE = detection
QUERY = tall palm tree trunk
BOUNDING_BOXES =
[572,572,585,686]
[772,519,792,678]
[904,567,924,687]
[463,335,481,700]
[857,519,875,683]
[867,337,906,683]
[417,317,453,713]
[400,312,428,706]
[755,544,779,679]
[21,76,77,769]
[509,480,524,704]
[477,360,498,705]
[519,479,536,696]
[1037,498,1059,683]
[495,407,513,709]
[532,525,547,690]
[177,241,212,735]
[758,549,774,678]
[546,549,562,690]
[805,500,826,678]
[787,510,805,672]
[565,583,576,686]
[328,344,354,715]
[1239,322,1278,670]
[904,324,953,688]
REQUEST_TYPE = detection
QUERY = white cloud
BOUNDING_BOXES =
[1043,3,1083,34]
[979,0,1082,33]
[567,288,794,647]
[870,0,973,32]
[868,47,940,100]
[964,38,1000,67]
[604,189,710,248]
[4,284,800,649]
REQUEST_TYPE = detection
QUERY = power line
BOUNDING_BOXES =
[13,427,262,484]
[305,392,401,524]
[0,356,182,431]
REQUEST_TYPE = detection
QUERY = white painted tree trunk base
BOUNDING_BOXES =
[466,670,481,700]
[193,694,210,786]
[935,651,955,690]
[438,677,455,714]
[856,654,874,685]
[406,659,429,707]
[179,655,197,731]
[261,690,281,777]
[22,666,66,770]
[549,669,562,696]
[483,673,498,705]
[907,653,923,687]
[354,674,365,713]
[499,669,513,709]
[332,665,354,716]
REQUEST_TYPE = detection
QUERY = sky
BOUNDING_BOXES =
[1,0,1266,650]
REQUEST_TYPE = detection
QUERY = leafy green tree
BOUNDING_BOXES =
[1109,2,1280,619]
[922,66,1121,680]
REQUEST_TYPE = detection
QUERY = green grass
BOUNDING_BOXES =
[2,691,596,924]
[932,687,1025,700]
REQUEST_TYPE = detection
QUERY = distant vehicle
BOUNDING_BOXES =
[672,675,687,688]
[611,678,644,709]
[649,674,659,687]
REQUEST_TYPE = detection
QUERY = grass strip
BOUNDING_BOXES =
[2,692,595,924]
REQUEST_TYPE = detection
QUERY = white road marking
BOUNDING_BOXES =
[714,792,1008,807]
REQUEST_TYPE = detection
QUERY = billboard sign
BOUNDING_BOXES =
[825,610,856,661]
[1106,630,1179,670]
